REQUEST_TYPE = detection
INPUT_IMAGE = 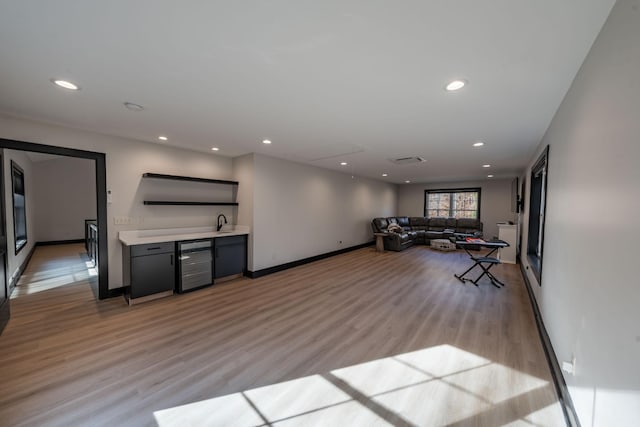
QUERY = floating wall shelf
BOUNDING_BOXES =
[143,201,239,206]
[142,173,238,185]
[142,173,239,206]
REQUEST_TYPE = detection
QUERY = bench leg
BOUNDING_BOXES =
[472,262,505,288]
[455,262,480,286]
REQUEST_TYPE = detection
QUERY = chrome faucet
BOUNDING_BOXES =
[217,214,228,231]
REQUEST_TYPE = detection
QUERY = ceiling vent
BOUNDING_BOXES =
[389,156,426,165]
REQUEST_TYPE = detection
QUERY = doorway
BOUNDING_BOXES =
[0,139,109,302]
[9,153,98,299]
[0,153,8,333]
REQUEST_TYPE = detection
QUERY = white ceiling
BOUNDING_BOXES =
[0,1,615,183]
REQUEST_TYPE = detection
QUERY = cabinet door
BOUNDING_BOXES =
[131,253,175,298]
[214,236,246,278]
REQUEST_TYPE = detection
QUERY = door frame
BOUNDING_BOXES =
[0,138,110,299]
[0,151,8,333]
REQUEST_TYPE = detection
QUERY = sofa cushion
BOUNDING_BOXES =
[425,231,445,240]
[398,233,413,243]
[387,217,398,225]
[442,229,455,238]
[396,216,410,227]
[409,216,427,226]
[382,230,414,251]
[372,218,388,232]
[429,218,446,227]
[413,230,427,244]
[445,218,458,229]
[428,217,446,231]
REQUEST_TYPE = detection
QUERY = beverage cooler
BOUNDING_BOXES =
[177,239,213,293]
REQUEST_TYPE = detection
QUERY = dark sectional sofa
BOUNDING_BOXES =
[371,216,484,251]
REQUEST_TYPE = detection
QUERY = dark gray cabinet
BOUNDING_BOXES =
[214,235,247,279]
[123,242,175,300]
[122,234,246,302]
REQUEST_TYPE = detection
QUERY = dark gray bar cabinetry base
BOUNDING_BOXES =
[214,235,247,279]
[123,242,175,304]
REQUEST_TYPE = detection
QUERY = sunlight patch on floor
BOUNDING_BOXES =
[502,403,568,426]
[154,375,391,427]
[154,392,265,427]
[154,344,564,427]
[11,249,96,298]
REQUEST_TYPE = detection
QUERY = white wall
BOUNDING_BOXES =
[0,115,396,285]
[251,154,396,271]
[232,154,255,270]
[397,179,516,240]
[520,1,640,425]
[3,150,36,289]
[33,156,96,242]
[0,114,235,289]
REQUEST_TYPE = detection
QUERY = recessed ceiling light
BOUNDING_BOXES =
[487,174,494,178]
[483,164,491,168]
[211,147,219,151]
[445,79,466,91]
[262,139,272,144]
[340,162,348,166]
[473,141,484,147]
[382,173,388,177]
[158,136,168,141]
[124,102,144,111]
[405,180,411,183]
[51,79,80,90]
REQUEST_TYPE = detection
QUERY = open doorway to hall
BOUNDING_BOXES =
[4,150,99,299]
[11,242,98,299]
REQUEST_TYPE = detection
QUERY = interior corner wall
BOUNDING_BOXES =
[232,154,255,270]
[3,150,36,290]
[396,179,516,240]
[33,156,96,242]
[0,114,234,290]
[250,154,396,271]
[519,1,640,425]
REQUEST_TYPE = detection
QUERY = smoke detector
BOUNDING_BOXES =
[389,156,426,165]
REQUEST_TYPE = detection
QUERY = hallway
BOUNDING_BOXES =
[11,243,97,299]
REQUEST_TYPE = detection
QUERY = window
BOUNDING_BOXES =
[424,188,481,219]
[11,161,27,254]
[527,146,549,284]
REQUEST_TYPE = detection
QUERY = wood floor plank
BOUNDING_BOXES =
[0,244,565,426]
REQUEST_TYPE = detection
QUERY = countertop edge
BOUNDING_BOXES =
[119,230,249,246]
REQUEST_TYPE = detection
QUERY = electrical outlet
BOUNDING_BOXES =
[562,356,576,375]
[114,216,132,225]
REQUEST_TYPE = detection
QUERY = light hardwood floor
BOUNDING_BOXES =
[0,245,565,427]
[11,243,97,299]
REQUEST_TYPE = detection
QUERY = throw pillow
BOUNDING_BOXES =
[387,224,403,233]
